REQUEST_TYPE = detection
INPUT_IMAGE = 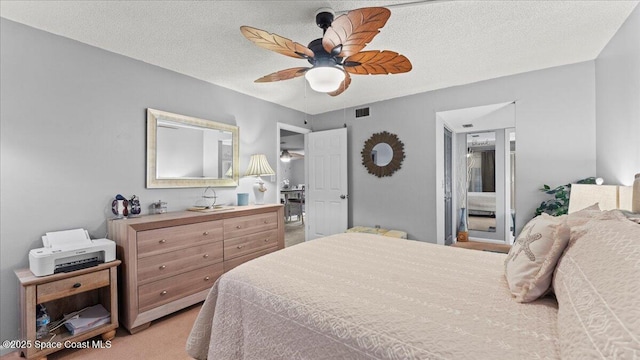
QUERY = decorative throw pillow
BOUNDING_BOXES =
[553,210,640,358]
[504,213,570,302]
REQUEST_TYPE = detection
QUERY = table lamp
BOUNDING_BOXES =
[244,154,275,205]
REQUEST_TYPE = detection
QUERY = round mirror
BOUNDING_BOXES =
[361,131,405,177]
[372,143,393,166]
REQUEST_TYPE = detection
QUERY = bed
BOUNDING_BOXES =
[467,192,497,232]
[467,192,495,216]
[187,206,639,359]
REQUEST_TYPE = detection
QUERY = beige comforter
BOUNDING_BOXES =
[187,233,559,359]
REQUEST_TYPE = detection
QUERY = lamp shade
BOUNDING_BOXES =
[244,154,275,177]
[305,66,345,92]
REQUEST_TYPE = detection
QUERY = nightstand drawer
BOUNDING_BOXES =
[137,220,223,257]
[138,263,223,312]
[224,212,278,238]
[224,229,279,260]
[37,269,110,303]
[137,241,223,284]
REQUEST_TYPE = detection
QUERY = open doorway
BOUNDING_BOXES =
[436,102,516,245]
[277,123,310,247]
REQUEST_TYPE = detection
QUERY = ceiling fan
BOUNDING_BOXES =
[240,7,412,96]
[280,149,304,162]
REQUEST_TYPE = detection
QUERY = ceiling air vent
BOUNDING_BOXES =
[462,124,473,128]
[355,107,370,118]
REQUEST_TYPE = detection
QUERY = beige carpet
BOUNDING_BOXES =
[285,221,305,247]
[1,304,202,360]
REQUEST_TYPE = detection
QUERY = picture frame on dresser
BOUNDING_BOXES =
[108,204,284,333]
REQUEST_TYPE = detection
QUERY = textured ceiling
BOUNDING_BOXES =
[1,1,638,115]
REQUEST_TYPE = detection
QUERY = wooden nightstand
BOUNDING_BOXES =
[15,260,120,359]
[451,241,511,254]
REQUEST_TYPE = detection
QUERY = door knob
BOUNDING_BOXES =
[340,194,348,199]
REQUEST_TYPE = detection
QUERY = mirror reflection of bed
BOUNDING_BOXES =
[467,192,496,232]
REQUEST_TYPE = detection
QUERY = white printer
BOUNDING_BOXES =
[29,229,116,277]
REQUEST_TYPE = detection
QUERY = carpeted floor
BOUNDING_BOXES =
[1,304,202,360]
[285,220,305,247]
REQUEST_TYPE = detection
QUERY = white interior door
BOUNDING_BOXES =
[305,128,348,240]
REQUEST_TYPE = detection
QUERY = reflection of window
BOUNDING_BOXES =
[467,150,495,192]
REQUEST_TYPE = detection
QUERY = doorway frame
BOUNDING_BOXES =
[435,102,517,246]
[276,122,311,238]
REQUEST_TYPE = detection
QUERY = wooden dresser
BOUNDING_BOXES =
[108,204,284,333]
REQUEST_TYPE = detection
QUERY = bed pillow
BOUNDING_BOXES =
[621,210,640,224]
[565,202,601,227]
[504,213,570,302]
[553,210,640,358]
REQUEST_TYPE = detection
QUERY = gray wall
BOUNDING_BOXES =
[596,5,640,186]
[3,7,639,353]
[290,159,306,188]
[311,61,597,241]
[0,19,308,351]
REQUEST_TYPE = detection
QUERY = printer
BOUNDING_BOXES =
[29,228,116,277]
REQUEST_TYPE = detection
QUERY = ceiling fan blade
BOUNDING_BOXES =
[343,51,412,75]
[241,26,314,59]
[327,71,352,96]
[255,67,310,83]
[322,7,391,58]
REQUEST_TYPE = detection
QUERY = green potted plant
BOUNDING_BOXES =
[534,177,596,217]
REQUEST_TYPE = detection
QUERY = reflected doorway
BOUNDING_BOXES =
[465,129,516,243]
[437,101,516,245]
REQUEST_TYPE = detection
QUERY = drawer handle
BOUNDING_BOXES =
[264,220,268,224]
[203,254,209,259]
[159,239,166,244]
[236,245,244,249]
[203,231,209,236]
[204,276,210,281]
[159,265,166,270]
[236,225,241,229]
[264,238,270,242]
[73,283,82,289]
[160,290,168,296]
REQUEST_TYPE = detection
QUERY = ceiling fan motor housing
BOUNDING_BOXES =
[307,38,342,67]
[315,8,335,31]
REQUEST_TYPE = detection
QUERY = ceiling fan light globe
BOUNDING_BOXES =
[305,67,345,92]
[280,150,292,162]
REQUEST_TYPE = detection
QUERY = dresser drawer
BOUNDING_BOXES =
[224,246,279,272]
[137,241,223,285]
[37,269,110,303]
[224,229,279,260]
[137,220,223,258]
[138,263,223,312]
[223,212,278,239]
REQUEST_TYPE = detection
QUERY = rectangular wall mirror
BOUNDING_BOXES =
[146,108,239,188]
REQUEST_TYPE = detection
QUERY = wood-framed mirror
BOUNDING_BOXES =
[146,108,239,188]
[361,131,405,177]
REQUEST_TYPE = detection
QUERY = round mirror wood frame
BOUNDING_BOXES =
[361,131,405,177]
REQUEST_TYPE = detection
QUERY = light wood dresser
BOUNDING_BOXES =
[108,204,284,333]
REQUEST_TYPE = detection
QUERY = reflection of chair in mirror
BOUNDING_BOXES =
[284,188,304,223]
